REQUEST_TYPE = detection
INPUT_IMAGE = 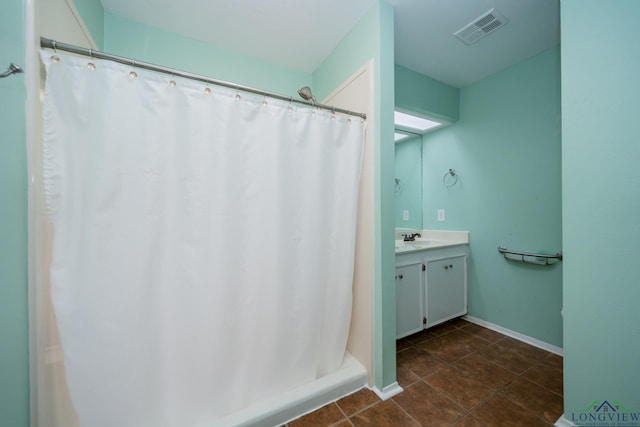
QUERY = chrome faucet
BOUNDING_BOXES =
[402,233,421,242]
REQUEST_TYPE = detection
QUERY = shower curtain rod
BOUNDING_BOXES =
[40,37,367,120]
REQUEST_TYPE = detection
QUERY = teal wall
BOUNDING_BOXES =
[314,0,396,391]
[0,0,30,426]
[393,65,459,233]
[72,0,104,48]
[561,0,640,419]
[422,46,563,347]
[104,13,311,96]
[395,135,422,229]
[395,64,459,123]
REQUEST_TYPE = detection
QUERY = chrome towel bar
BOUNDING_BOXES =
[498,245,562,266]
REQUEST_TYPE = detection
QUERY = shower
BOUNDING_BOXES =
[297,86,317,105]
[35,42,368,426]
[0,62,23,78]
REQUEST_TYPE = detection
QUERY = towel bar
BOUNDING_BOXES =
[498,245,562,266]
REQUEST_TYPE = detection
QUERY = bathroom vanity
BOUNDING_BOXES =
[395,230,469,339]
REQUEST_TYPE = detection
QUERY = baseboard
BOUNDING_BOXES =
[372,382,403,401]
[463,315,563,356]
[555,414,576,426]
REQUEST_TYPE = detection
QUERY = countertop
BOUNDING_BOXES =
[395,230,469,254]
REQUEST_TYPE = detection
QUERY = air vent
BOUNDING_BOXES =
[454,8,508,45]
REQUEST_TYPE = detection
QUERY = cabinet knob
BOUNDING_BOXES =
[398,274,404,279]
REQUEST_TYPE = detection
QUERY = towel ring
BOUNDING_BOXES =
[443,168,458,187]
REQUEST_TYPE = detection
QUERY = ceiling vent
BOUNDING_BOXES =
[454,8,508,45]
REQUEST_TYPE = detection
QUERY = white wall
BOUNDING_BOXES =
[27,0,95,424]
[323,62,375,386]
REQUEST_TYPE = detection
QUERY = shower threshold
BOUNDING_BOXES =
[209,353,367,427]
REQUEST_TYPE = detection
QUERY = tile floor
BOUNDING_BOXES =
[286,318,563,426]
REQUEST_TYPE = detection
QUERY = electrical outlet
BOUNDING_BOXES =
[437,209,445,222]
[403,210,410,221]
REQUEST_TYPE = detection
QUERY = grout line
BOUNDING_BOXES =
[388,394,424,426]
[328,418,351,427]
[391,321,564,424]
[420,377,491,425]
[305,318,561,426]
[341,399,381,420]
[397,319,563,426]
[498,387,560,425]
[518,366,564,398]
[334,401,349,423]
[422,364,503,413]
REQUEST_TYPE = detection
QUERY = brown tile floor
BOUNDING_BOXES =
[286,318,563,427]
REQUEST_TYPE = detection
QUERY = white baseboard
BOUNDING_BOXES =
[372,382,403,401]
[555,414,576,426]
[463,315,563,356]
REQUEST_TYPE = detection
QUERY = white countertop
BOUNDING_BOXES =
[395,230,469,254]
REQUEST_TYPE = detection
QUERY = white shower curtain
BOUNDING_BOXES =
[40,51,365,427]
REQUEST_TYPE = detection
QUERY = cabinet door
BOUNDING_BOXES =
[396,262,424,339]
[425,255,467,328]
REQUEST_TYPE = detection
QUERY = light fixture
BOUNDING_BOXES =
[394,111,443,132]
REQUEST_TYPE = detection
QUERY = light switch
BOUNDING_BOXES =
[403,210,410,221]
[437,209,445,222]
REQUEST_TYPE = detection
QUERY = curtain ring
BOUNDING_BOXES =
[87,48,96,70]
[129,59,138,78]
[50,40,60,62]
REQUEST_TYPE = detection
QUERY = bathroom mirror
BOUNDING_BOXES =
[394,130,422,229]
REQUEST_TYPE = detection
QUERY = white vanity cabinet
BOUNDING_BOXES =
[395,261,424,339]
[424,254,467,328]
[395,243,468,338]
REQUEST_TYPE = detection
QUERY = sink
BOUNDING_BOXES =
[411,240,440,246]
[395,230,470,253]
[407,240,442,249]
[395,240,445,251]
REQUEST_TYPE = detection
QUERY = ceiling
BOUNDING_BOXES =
[100,0,560,88]
[389,0,560,87]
